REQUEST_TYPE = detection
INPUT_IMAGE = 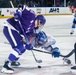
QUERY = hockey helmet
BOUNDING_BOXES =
[36,31,47,45]
[36,15,46,25]
[18,4,24,10]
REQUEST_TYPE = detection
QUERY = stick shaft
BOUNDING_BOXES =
[74,43,76,64]
[31,50,42,63]
[33,49,74,58]
[10,1,14,8]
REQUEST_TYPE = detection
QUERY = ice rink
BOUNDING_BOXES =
[0,15,76,75]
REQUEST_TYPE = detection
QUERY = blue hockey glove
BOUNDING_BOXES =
[51,47,60,58]
[14,10,22,21]
[14,13,20,21]
[26,43,33,50]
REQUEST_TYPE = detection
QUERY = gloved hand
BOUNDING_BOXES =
[26,43,33,50]
[51,47,60,58]
[14,13,20,21]
[14,10,22,21]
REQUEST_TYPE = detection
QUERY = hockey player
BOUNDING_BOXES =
[68,0,76,35]
[1,4,60,74]
[70,8,76,34]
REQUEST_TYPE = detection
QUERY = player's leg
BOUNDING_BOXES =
[70,24,75,34]
[70,19,76,35]
[1,26,26,73]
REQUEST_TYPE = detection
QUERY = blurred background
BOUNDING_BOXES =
[0,0,70,8]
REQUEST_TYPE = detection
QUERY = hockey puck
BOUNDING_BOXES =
[38,66,41,68]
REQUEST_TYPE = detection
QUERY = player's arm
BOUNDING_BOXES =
[35,31,60,58]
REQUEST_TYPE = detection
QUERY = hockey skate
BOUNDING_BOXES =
[1,61,14,74]
[11,61,20,66]
[70,30,74,35]
[71,66,76,69]
[71,66,76,73]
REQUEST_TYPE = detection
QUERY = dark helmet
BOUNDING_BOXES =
[18,4,24,9]
[36,15,46,25]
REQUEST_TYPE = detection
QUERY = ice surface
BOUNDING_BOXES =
[0,15,76,75]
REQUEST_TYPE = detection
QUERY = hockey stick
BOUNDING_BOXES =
[19,21,42,63]
[33,49,74,58]
[4,41,72,64]
[4,41,42,63]
[10,1,14,8]
[4,40,74,58]
[33,49,74,64]
[31,50,42,63]
[74,43,76,64]
[9,1,42,63]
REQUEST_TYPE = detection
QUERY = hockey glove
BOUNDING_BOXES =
[26,43,33,50]
[51,47,60,58]
[14,10,22,21]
